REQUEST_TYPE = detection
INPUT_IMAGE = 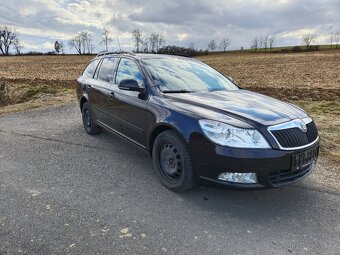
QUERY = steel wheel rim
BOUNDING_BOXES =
[83,109,91,128]
[159,143,182,182]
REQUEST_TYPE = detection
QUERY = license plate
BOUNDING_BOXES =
[292,146,319,170]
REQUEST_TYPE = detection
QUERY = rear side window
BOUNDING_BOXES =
[97,57,118,82]
[116,58,144,86]
[83,59,100,78]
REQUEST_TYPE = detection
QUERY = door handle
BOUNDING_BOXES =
[109,92,115,100]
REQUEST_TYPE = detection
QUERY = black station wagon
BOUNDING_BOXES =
[76,52,319,191]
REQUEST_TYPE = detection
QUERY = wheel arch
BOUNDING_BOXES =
[148,123,186,156]
[80,96,88,110]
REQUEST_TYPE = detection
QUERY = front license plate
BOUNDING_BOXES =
[292,146,319,170]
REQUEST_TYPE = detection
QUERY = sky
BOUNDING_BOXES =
[0,0,339,53]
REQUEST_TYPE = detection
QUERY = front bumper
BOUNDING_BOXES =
[189,134,320,189]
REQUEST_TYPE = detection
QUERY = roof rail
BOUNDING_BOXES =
[95,51,136,58]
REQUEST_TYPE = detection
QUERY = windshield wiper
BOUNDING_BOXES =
[162,89,193,93]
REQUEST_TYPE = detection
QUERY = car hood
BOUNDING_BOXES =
[163,89,308,126]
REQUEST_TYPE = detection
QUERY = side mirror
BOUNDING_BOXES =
[118,79,145,92]
[227,76,235,82]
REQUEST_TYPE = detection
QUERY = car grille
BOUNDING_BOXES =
[270,122,318,148]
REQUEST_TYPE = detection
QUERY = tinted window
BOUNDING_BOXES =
[83,59,100,78]
[142,57,238,92]
[116,58,144,86]
[97,57,118,82]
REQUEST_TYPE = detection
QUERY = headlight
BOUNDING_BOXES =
[199,119,271,148]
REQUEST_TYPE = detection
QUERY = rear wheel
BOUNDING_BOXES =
[82,102,101,135]
[152,130,196,192]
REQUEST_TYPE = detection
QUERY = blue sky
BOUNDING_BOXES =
[0,0,339,53]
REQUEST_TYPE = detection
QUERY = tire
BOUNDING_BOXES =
[81,102,101,135]
[152,130,196,192]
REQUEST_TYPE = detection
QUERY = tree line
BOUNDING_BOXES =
[330,32,340,48]
[66,27,119,54]
[1,24,340,55]
[68,31,95,54]
[64,29,340,54]
[131,28,166,53]
[250,35,275,51]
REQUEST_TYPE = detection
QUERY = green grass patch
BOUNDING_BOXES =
[292,100,340,116]
[20,86,59,102]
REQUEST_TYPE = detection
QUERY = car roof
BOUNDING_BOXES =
[94,51,194,61]
[135,53,194,60]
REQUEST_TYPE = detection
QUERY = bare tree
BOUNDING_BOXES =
[208,40,217,52]
[0,26,19,55]
[89,44,95,54]
[157,35,165,52]
[251,36,258,51]
[59,42,65,54]
[68,34,82,54]
[269,36,275,51]
[13,38,23,54]
[219,38,231,52]
[330,33,334,48]
[100,27,113,51]
[70,31,94,54]
[141,35,149,52]
[259,35,264,50]
[263,35,269,50]
[334,32,340,48]
[149,33,159,53]
[302,34,315,50]
[132,28,143,52]
[80,31,87,54]
[84,32,94,54]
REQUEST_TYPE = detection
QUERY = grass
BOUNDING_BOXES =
[21,86,59,101]
[0,80,74,112]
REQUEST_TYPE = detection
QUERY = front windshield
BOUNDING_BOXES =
[142,57,239,92]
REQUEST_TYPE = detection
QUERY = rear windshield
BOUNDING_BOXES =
[142,57,238,92]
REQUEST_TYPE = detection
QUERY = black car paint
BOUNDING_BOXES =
[77,53,319,189]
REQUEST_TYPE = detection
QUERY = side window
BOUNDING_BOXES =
[83,59,100,78]
[115,58,144,86]
[97,57,118,82]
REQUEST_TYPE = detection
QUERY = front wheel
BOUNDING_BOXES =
[152,130,196,192]
[81,102,101,135]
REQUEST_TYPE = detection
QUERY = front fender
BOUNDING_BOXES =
[146,103,203,154]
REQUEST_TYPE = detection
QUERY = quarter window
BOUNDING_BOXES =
[116,58,144,86]
[83,59,100,78]
[97,57,118,82]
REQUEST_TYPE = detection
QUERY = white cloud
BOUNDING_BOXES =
[21,41,55,50]
[177,33,189,41]
[0,0,339,52]
[13,25,74,40]
[280,28,316,38]
[19,7,37,17]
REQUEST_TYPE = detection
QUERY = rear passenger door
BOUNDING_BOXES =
[80,58,101,117]
[90,57,119,126]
